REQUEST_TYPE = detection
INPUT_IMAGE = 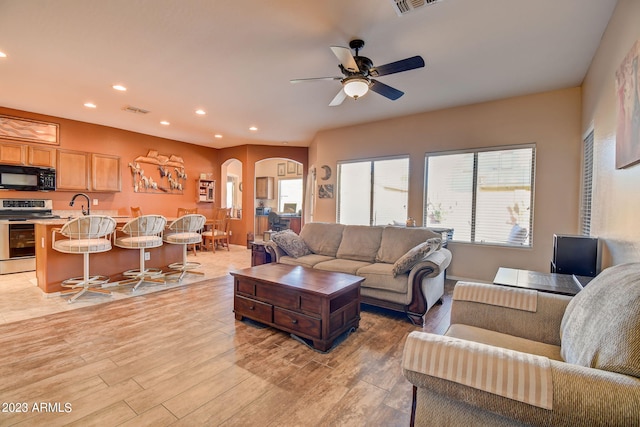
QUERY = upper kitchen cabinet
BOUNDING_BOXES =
[28,146,56,168]
[0,141,25,165]
[57,150,122,192]
[255,176,274,199]
[0,142,56,167]
[91,153,121,192]
[56,149,90,191]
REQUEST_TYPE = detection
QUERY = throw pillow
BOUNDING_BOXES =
[391,238,441,277]
[560,262,640,378]
[271,229,311,258]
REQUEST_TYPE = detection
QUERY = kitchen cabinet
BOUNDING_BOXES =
[91,153,121,192]
[0,142,56,167]
[56,150,121,192]
[197,179,215,203]
[56,149,90,191]
[28,146,56,168]
[255,215,269,236]
[0,142,25,165]
[255,176,274,199]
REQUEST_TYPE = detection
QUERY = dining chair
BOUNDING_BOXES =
[202,208,231,252]
[130,206,143,217]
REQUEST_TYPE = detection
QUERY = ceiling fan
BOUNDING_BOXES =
[290,39,425,106]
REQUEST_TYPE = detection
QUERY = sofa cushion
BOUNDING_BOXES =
[376,226,441,264]
[392,238,441,277]
[336,225,384,262]
[560,263,640,378]
[279,254,334,268]
[271,229,311,258]
[313,258,372,275]
[356,263,408,294]
[299,223,345,257]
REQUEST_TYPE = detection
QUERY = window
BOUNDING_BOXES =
[580,131,594,236]
[424,145,535,247]
[337,157,409,225]
[278,178,303,213]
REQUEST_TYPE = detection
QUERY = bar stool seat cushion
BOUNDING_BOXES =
[115,235,163,249]
[164,232,202,245]
[53,238,112,253]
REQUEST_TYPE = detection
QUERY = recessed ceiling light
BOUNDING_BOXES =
[160,121,170,126]
[0,52,6,58]
[249,126,258,131]
[214,134,223,139]
[195,109,206,115]
[112,84,127,91]
[84,102,97,108]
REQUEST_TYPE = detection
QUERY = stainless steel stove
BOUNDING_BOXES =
[0,199,59,275]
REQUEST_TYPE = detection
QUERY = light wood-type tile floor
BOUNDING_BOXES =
[0,244,455,426]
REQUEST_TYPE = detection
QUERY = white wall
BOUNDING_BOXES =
[309,88,582,281]
[582,0,640,267]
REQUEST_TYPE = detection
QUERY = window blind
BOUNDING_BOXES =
[581,131,594,236]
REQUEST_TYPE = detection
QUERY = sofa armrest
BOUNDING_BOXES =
[263,240,285,263]
[409,247,452,279]
[403,332,640,426]
[451,282,571,345]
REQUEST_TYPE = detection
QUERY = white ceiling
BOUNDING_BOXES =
[0,0,618,149]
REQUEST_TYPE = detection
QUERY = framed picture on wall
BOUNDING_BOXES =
[287,161,296,174]
[277,163,286,176]
[615,39,640,169]
[297,163,303,175]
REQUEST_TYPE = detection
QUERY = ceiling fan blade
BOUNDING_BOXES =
[290,77,342,83]
[330,46,359,72]
[369,55,425,77]
[329,88,347,107]
[370,79,404,101]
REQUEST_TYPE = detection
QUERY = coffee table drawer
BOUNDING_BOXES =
[274,307,321,339]
[234,295,272,323]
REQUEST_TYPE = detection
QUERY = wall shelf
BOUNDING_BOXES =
[197,178,215,203]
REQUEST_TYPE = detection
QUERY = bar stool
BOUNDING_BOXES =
[51,215,117,303]
[114,215,167,291]
[163,214,206,281]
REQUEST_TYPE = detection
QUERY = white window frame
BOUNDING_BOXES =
[580,131,594,236]
[337,155,410,225]
[424,144,536,247]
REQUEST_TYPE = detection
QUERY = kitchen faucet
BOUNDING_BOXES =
[69,193,91,216]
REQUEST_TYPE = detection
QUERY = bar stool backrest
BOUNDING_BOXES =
[169,214,206,233]
[60,215,117,239]
[121,215,167,237]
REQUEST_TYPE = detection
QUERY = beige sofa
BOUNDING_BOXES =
[265,222,452,325]
[402,263,640,426]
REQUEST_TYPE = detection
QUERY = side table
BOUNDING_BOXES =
[493,267,592,296]
[250,241,272,266]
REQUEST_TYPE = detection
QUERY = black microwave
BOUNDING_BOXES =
[0,165,56,191]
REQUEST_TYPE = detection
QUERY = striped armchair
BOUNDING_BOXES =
[402,263,640,426]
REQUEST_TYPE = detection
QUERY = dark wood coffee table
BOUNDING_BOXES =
[493,267,592,296]
[231,264,363,351]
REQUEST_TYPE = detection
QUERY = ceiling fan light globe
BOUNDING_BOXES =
[343,78,369,99]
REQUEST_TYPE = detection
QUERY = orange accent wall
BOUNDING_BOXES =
[0,107,308,231]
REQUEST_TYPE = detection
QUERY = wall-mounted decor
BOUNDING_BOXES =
[128,149,186,194]
[320,165,332,180]
[615,39,640,169]
[318,184,334,199]
[277,163,286,176]
[297,163,303,175]
[0,115,59,145]
[287,161,296,174]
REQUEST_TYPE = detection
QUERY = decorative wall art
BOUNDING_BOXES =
[128,150,187,194]
[318,184,334,199]
[297,163,303,175]
[287,161,296,174]
[615,39,640,169]
[0,115,59,145]
[277,163,286,176]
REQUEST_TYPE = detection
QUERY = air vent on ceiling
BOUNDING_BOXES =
[390,0,442,16]
[122,105,150,114]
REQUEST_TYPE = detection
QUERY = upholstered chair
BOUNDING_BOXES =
[402,263,640,426]
[51,215,117,303]
[163,214,207,281]
[114,215,167,291]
